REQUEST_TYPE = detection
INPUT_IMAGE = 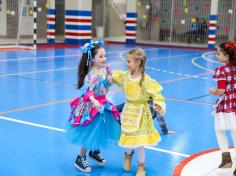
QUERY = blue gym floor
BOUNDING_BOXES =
[0,44,226,176]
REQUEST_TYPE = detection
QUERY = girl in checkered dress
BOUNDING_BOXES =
[209,41,236,173]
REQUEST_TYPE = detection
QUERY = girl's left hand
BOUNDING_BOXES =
[153,103,164,115]
[107,73,113,84]
[209,87,225,95]
[209,88,217,95]
[94,99,102,110]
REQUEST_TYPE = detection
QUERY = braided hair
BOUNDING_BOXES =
[127,48,147,86]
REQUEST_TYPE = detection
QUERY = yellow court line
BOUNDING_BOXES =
[191,56,213,72]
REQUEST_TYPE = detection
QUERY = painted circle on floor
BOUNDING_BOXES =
[173,148,236,176]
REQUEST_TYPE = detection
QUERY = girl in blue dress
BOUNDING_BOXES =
[67,40,121,172]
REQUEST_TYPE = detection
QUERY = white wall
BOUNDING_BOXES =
[19,0,33,35]
[66,0,92,11]
[0,0,34,36]
[114,0,126,3]
[0,0,7,35]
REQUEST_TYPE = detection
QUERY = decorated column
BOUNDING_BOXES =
[126,0,137,44]
[65,0,92,44]
[47,0,56,43]
[208,0,219,49]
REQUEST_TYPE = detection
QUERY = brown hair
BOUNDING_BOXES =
[127,48,146,86]
[218,41,236,66]
[77,43,103,89]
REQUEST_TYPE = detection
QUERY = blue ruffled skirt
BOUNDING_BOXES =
[67,110,121,150]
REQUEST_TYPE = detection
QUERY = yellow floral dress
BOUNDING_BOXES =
[112,70,166,148]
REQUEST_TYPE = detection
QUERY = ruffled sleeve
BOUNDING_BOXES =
[79,73,99,102]
[144,76,166,114]
[213,66,226,82]
[112,70,127,87]
[213,66,227,89]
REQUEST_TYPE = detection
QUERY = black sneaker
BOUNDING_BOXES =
[89,150,106,165]
[74,155,92,172]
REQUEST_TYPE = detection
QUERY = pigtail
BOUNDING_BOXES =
[139,56,146,87]
[77,53,89,89]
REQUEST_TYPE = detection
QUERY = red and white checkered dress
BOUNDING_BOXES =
[213,63,236,114]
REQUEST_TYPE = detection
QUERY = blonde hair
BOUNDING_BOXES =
[127,48,146,86]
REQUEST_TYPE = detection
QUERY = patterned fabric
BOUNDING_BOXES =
[69,67,120,126]
[112,70,165,148]
[67,67,121,150]
[149,99,168,134]
[116,101,169,134]
[213,63,236,113]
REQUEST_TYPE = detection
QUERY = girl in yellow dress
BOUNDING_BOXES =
[111,48,166,176]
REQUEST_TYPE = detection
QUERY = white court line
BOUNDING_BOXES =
[0,48,203,63]
[0,60,124,77]
[145,146,190,157]
[191,51,223,72]
[0,50,125,62]
[0,64,210,81]
[0,52,204,78]
[0,54,80,62]
[202,51,222,64]
[0,115,190,158]
[148,52,204,61]
[146,66,210,80]
[119,49,204,61]
[0,67,76,77]
[0,115,66,132]
[0,48,149,63]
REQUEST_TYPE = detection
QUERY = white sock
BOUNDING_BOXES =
[138,146,145,163]
[215,129,229,153]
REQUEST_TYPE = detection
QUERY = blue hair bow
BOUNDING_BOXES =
[81,40,104,66]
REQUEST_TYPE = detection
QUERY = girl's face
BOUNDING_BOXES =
[126,54,140,73]
[216,47,229,64]
[92,47,107,68]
